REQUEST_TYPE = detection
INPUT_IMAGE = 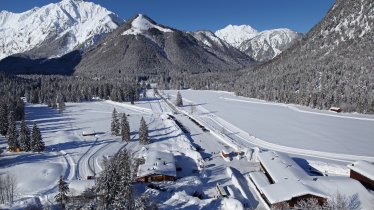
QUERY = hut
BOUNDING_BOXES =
[347,160,374,190]
[136,151,176,182]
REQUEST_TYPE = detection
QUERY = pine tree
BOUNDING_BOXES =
[138,117,149,145]
[96,150,133,209]
[55,176,69,209]
[31,123,44,152]
[121,113,130,142]
[175,91,183,107]
[7,112,18,151]
[113,150,133,209]
[111,108,120,136]
[0,102,8,136]
[18,119,31,151]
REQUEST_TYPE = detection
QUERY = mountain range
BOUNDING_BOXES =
[0,0,300,75]
[215,25,302,62]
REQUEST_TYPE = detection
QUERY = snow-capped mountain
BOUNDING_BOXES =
[215,25,301,62]
[0,0,123,60]
[239,28,302,62]
[73,14,254,77]
[215,25,258,48]
[190,30,252,64]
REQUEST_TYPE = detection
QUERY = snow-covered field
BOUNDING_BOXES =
[164,90,374,159]
[1,89,373,209]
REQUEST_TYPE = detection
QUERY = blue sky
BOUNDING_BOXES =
[0,0,334,33]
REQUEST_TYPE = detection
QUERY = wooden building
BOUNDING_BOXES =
[136,151,176,182]
[329,107,342,113]
[348,160,374,190]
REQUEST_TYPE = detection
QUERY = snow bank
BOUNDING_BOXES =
[220,198,244,210]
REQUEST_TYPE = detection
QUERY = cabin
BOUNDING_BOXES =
[329,107,342,113]
[250,151,373,209]
[221,149,230,158]
[347,160,374,190]
[136,151,176,182]
[82,130,96,136]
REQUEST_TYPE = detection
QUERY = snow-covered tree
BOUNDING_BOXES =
[31,123,44,152]
[0,102,8,136]
[96,150,134,209]
[175,91,183,107]
[295,198,322,210]
[138,117,149,145]
[18,119,31,151]
[121,113,130,142]
[55,176,69,209]
[7,112,18,151]
[111,108,120,136]
[324,191,361,210]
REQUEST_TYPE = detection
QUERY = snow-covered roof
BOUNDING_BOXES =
[137,151,176,178]
[257,151,308,183]
[347,160,374,180]
[249,172,270,193]
[261,179,327,204]
[255,151,373,208]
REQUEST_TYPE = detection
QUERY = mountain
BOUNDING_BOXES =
[0,0,123,60]
[190,30,253,65]
[238,29,302,62]
[215,25,302,62]
[234,0,374,113]
[215,25,258,48]
[73,14,254,77]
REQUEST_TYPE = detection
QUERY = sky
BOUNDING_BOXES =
[0,0,335,33]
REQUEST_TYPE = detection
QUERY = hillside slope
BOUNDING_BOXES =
[235,0,374,113]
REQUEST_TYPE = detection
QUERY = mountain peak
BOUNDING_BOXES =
[0,0,123,60]
[215,24,258,48]
[122,14,173,37]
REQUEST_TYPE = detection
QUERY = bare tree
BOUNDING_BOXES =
[0,173,17,205]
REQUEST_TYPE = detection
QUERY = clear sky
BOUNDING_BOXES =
[0,0,335,33]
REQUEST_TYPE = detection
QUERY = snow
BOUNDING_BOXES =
[2,89,373,209]
[220,197,244,210]
[137,151,176,178]
[215,24,258,48]
[0,0,123,60]
[261,179,328,204]
[347,160,374,180]
[248,172,270,193]
[164,90,374,160]
[122,14,172,37]
[257,150,309,183]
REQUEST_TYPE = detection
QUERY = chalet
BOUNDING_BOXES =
[250,151,373,209]
[329,107,342,113]
[347,160,374,190]
[136,151,176,182]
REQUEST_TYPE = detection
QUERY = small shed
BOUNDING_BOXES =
[329,107,342,113]
[221,149,230,158]
[347,160,374,190]
[82,130,96,136]
[136,151,176,182]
